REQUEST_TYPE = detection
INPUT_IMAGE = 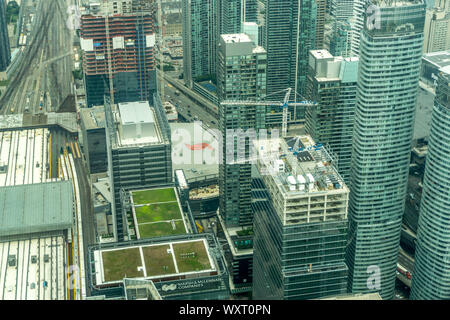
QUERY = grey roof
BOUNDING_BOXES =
[423,50,450,69]
[0,181,73,237]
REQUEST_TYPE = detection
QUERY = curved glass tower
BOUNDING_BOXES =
[346,0,425,300]
[410,67,450,300]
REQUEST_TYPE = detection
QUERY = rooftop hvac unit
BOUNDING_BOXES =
[44,254,50,263]
[8,255,16,267]
[31,256,37,264]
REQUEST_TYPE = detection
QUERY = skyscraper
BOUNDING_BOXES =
[80,1,157,107]
[346,0,425,299]
[305,49,358,184]
[410,66,450,300]
[0,0,11,72]
[217,33,267,227]
[315,0,326,49]
[216,34,266,101]
[264,0,317,122]
[349,0,370,56]
[252,135,349,299]
[182,0,217,88]
[217,0,258,35]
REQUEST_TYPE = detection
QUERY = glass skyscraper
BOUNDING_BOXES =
[346,0,425,300]
[182,0,217,87]
[410,67,450,300]
[263,0,317,121]
[0,0,11,72]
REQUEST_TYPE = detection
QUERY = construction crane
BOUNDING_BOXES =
[221,88,317,138]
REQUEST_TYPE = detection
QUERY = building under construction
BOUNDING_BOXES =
[80,0,157,107]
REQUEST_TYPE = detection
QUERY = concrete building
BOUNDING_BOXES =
[182,0,217,88]
[411,66,450,300]
[80,106,107,174]
[105,96,172,242]
[423,2,450,53]
[306,50,359,183]
[80,0,157,107]
[252,135,349,300]
[0,0,10,72]
[216,33,266,101]
[346,0,425,300]
[264,0,317,122]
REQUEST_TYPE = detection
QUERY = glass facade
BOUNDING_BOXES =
[0,0,11,72]
[411,69,450,300]
[252,179,348,300]
[182,0,217,87]
[264,0,317,121]
[346,1,425,299]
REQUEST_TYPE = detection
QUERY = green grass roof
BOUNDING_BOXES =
[131,188,177,205]
[138,220,186,239]
[102,248,144,282]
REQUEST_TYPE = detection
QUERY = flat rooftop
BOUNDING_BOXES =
[0,128,50,187]
[0,181,73,238]
[423,50,450,69]
[254,135,348,196]
[80,105,106,130]
[93,239,216,285]
[131,187,187,239]
[0,236,66,300]
[113,102,165,147]
[221,33,252,43]
[170,122,219,183]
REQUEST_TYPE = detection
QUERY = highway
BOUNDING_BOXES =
[0,0,74,115]
[159,75,218,129]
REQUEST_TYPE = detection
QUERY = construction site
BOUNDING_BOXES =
[79,0,157,107]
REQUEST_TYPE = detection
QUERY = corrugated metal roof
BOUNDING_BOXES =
[0,181,73,237]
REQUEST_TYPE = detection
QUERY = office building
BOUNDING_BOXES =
[252,135,349,300]
[105,96,172,242]
[0,0,10,72]
[346,0,425,299]
[306,50,358,183]
[80,0,156,107]
[264,0,317,121]
[410,66,450,300]
[182,0,217,88]
[87,234,230,300]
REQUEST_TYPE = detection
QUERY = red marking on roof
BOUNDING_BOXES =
[185,143,213,151]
